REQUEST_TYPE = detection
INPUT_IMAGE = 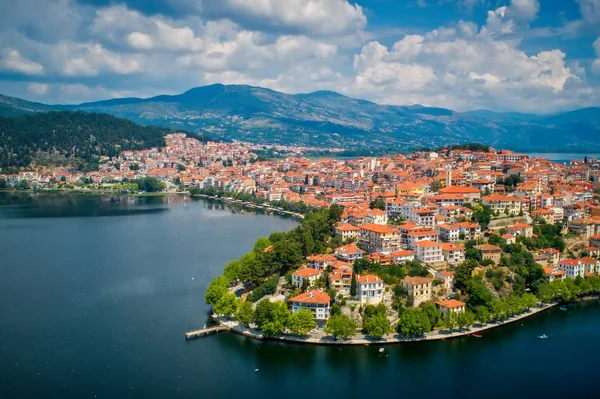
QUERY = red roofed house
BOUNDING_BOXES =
[559,259,584,279]
[507,223,533,238]
[390,250,415,264]
[435,299,466,318]
[328,267,353,295]
[414,240,443,263]
[357,274,384,305]
[291,268,322,289]
[543,266,566,283]
[441,243,466,265]
[365,208,388,225]
[335,223,360,241]
[439,186,481,201]
[306,254,337,270]
[579,257,600,275]
[359,224,401,254]
[289,289,331,320]
[334,243,365,262]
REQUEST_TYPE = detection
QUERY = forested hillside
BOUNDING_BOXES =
[0,111,170,170]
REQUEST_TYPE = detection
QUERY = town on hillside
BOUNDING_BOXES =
[3,134,600,339]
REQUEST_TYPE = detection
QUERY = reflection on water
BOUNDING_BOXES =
[0,192,172,219]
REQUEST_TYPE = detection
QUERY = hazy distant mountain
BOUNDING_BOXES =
[2,84,600,152]
[0,94,55,116]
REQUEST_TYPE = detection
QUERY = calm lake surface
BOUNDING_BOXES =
[523,152,600,163]
[1,193,599,399]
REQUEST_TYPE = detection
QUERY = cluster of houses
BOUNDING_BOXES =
[7,133,600,322]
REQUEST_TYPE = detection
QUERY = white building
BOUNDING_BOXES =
[289,289,331,320]
[357,274,384,305]
[559,259,585,279]
[365,209,388,225]
[414,240,443,263]
[291,268,322,288]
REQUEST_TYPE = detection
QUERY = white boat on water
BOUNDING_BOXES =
[379,348,385,353]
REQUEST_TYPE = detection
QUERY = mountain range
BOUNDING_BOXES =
[1,84,599,152]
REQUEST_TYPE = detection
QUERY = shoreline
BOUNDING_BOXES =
[208,298,597,345]
[190,193,305,219]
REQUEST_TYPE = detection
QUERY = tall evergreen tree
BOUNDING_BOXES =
[350,272,358,297]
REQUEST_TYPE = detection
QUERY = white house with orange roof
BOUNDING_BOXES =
[441,243,466,265]
[357,274,384,305]
[435,299,466,318]
[502,233,517,245]
[289,289,331,320]
[390,250,415,264]
[334,244,364,262]
[454,222,482,240]
[507,223,534,238]
[436,223,460,242]
[365,208,388,225]
[335,223,360,241]
[328,267,353,295]
[410,208,436,226]
[291,268,322,289]
[407,228,439,249]
[559,259,585,279]
[414,240,443,264]
[439,186,481,201]
[543,266,566,282]
[306,254,337,270]
[359,224,401,254]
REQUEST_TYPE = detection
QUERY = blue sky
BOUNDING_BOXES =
[0,0,599,113]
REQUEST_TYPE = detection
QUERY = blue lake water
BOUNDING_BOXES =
[1,193,599,398]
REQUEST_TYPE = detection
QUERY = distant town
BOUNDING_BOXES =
[3,132,600,342]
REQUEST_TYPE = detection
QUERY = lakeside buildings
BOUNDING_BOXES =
[9,134,600,320]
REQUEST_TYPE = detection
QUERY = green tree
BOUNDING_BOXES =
[258,301,290,338]
[363,314,392,338]
[350,272,358,297]
[457,311,474,331]
[134,177,165,192]
[369,199,386,211]
[522,293,537,310]
[205,276,229,305]
[253,299,274,329]
[213,293,239,317]
[474,306,490,325]
[444,311,458,332]
[235,301,254,327]
[288,309,316,335]
[0,179,8,190]
[397,308,430,337]
[324,314,357,340]
[419,302,440,330]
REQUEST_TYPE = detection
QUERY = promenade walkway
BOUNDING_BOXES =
[212,303,558,345]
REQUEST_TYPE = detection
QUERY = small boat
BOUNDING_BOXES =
[378,348,385,353]
[254,369,260,372]
[471,333,482,338]
[538,334,548,340]
[559,306,567,311]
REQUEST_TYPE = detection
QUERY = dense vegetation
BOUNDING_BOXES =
[0,111,170,170]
